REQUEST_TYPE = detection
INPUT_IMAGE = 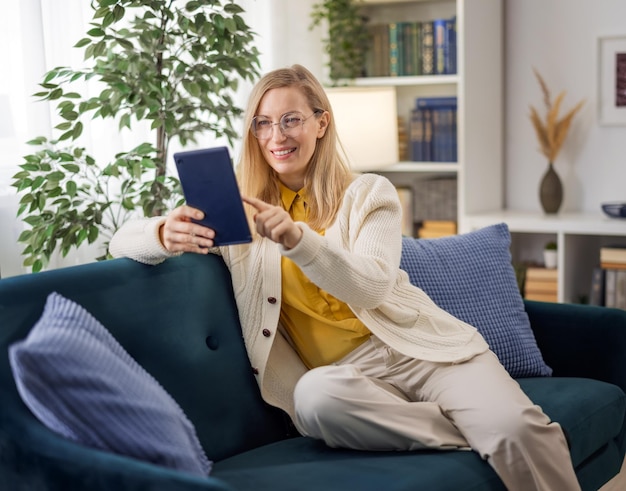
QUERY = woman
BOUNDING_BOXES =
[109,64,580,491]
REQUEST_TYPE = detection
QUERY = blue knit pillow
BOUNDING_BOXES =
[400,223,552,377]
[9,292,212,476]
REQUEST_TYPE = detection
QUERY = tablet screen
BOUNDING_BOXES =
[174,147,252,246]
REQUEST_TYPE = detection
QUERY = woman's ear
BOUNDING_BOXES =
[317,111,330,138]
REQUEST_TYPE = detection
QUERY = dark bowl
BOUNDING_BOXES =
[602,202,626,218]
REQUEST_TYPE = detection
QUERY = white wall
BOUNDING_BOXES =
[505,0,626,212]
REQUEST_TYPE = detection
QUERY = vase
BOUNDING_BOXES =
[539,162,563,214]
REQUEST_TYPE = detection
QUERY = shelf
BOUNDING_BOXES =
[347,75,458,87]
[465,210,626,304]
[464,210,626,236]
[371,162,458,173]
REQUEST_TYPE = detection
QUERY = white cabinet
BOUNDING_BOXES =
[465,211,626,304]
[342,0,503,232]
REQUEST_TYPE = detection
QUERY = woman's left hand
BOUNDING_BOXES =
[243,196,303,250]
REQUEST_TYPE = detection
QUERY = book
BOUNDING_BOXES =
[421,220,456,233]
[415,97,458,162]
[445,16,457,74]
[396,187,414,237]
[417,228,455,239]
[397,116,408,161]
[605,269,617,308]
[525,292,558,303]
[600,246,626,264]
[366,24,389,77]
[524,266,558,300]
[433,18,447,75]
[600,262,626,270]
[409,107,424,161]
[525,267,558,281]
[411,22,422,76]
[422,108,433,161]
[420,21,434,75]
[525,280,558,294]
[401,22,414,76]
[589,267,606,306]
[616,270,626,310]
[389,23,400,76]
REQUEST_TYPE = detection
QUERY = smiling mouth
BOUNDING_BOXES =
[272,148,296,157]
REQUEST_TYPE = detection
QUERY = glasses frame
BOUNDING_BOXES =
[251,110,321,140]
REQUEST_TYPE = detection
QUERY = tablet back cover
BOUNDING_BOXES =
[174,147,252,246]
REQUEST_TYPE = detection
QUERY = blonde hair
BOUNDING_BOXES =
[237,64,352,231]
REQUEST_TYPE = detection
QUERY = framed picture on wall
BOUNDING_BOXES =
[598,35,626,125]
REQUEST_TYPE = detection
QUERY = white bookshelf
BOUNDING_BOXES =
[465,211,626,304]
[343,0,503,231]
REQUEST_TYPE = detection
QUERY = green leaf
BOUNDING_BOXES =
[55,122,72,131]
[88,225,99,243]
[87,27,105,37]
[73,122,84,139]
[74,38,92,48]
[31,176,45,190]
[61,163,80,173]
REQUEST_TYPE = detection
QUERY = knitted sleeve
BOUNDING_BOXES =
[108,216,180,265]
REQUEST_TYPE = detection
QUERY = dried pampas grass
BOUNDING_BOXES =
[529,68,585,163]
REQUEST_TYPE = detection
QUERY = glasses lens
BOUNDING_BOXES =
[281,112,305,132]
[252,117,272,139]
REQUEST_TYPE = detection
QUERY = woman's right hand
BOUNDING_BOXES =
[159,205,215,254]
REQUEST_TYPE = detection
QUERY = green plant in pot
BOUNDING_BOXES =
[543,241,558,269]
[310,0,369,82]
[12,0,260,272]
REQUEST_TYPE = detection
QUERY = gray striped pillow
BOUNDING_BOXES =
[9,292,212,477]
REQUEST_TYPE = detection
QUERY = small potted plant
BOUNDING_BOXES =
[543,241,558,269]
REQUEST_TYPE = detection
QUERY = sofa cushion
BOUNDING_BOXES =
[400,223,552,378]
[210,377,626,491]
[518,377,626,467]
[8,292,212,477]
[213,436,505,491]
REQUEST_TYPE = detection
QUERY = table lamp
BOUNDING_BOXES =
[325,86,399,172]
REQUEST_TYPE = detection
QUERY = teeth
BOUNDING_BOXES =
[274,149,293,156]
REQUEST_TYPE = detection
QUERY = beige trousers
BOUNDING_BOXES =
[293,336,581,491]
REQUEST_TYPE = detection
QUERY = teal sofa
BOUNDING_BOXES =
[1,253,626,491]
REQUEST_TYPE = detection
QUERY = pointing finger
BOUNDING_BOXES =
[242,196,271,211]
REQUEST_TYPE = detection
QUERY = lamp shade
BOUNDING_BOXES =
[325,86,398,172]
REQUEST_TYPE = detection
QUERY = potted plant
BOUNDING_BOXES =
[543,241,558,269]
[12,0,260,272]
[309,0,369,82]
[529,68,585,214]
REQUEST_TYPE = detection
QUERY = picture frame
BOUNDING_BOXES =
[598,35,626,125]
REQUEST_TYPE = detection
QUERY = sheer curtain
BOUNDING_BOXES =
[0,0,323,277]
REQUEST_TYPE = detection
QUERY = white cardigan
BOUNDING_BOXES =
[109,173,488,420]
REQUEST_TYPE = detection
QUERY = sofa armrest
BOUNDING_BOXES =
[525,300,626,392]
[0,393,233,491]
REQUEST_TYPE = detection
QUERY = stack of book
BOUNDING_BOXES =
[417,220,456,239]
[398,116,408,162]
[524,267,558,302]
[396,187,414,237]
[409,96,457,163]
[590,246,626,308]
[365,17,457,78]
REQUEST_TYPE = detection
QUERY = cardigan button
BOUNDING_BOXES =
[267,297,277,304]
[262,328,271,337]
[252,367,259,375]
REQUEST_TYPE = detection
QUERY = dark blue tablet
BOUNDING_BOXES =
[174,147,252,246]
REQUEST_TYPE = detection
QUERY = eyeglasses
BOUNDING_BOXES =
[251,110,321,140]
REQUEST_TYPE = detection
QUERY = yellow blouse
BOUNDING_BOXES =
[279,183,371,369]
